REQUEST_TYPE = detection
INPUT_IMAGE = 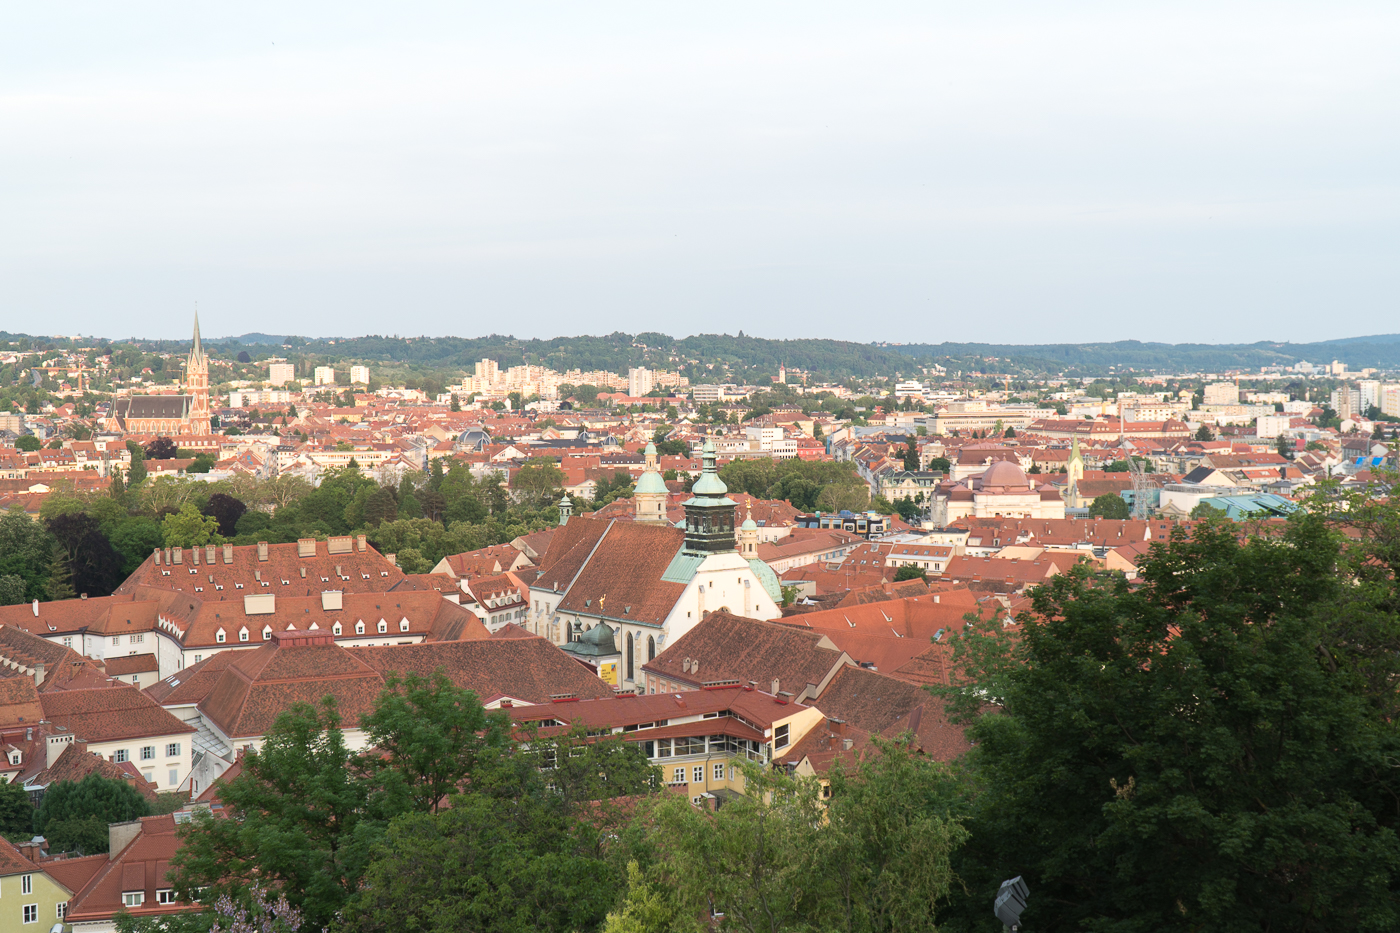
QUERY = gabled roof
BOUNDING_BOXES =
[643,611,851,700]
[41,685,195,743]
[347,636,615,705]
[63,814,189,924]
[810,665,969,761]
[551,520,688,627]
[30,741,159,798]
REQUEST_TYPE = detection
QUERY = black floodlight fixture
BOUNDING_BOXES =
[994,875,1029,930]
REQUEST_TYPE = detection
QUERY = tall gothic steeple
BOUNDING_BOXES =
[185,310,211,435]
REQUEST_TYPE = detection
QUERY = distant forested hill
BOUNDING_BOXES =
[888,337,1400,373]
[10,329,1400,379]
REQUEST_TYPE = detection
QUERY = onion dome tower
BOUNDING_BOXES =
[682,439,738,554]
[634,442,669,524]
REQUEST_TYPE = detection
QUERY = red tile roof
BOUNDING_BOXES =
[40,685,195,744]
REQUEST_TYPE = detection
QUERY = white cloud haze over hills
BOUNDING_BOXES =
[2,2,1398,344]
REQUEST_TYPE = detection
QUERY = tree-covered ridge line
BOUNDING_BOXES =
[890,335,1400,372]
[13,327,1400,379]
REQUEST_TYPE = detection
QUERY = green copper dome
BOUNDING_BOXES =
[690,439,728,496]
[635,470,668,495]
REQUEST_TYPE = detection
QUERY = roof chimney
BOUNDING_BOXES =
[257,541,269,562]
[173,547,183,564]
[31,600,38,617]
[153,548,162,566]
[771,678,780,695]
[32,664,45,687]
[224,544,234,564]
[357,534,367,552]
[297,538,316,558]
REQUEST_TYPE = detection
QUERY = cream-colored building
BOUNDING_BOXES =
[930,460,1066,525]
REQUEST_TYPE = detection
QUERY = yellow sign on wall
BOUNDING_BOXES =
[599,660,618,686]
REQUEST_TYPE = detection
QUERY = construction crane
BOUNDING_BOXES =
[1127,455,1152,520]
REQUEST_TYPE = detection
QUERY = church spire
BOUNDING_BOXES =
[190,307,205,366]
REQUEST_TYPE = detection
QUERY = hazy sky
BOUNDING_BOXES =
[3,2,1398,344]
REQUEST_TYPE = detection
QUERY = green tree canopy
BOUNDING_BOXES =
[1088,492,1131,519]
[939,515,1400,931]
[162,502,221,548]
[36,772,151,854]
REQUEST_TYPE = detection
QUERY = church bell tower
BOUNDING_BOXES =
[185,312,211,436]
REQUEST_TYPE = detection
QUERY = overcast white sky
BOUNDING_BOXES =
[2,2,1397,344]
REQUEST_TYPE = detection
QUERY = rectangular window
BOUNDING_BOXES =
[166,743,181,757]
[62,637,72,648]
[713,763,725,781]
[114,750,128,763]
[131,633,144,643]
[774,724,790,749]
[141,746,155,760]
[123,892,144,907]
[21,874,31,895]
[169,769,179,787]
[56,904,67,919]
[157,889,176,904]
[23,904,36,923]
[672,767,685,784]
[111,636,120,645]
[693,765,704,783]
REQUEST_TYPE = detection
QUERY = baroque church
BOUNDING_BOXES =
[530,439,784,693]
[105,314,212,436]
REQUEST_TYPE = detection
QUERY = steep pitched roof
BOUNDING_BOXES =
[530,516,621,594]
[40,685,196,743]
[197,635,385,740]
[347,636,615,704]
[812,665,969,762]
[642,611,851,700]
[30,741,159,799]
[63,814,189,925]
[115,539,406,597]
[555,525,687,627]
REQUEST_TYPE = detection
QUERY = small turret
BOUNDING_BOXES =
[635,442,669,523]
[557,493,573,526]
[739,502,759,559]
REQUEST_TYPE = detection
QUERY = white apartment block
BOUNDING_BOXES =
[266,362,295,386]
[1203,382,1240,406]
[628,367,655,397]
[1359,380,1382,412]
[228,389,293,408]
[1382,386,1400,419]
[314,366,337,386]
[350,365,370,384]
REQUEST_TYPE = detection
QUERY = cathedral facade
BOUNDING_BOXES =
[105,315,213,436]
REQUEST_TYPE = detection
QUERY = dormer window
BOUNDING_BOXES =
[216,629,226,644]
[377,620,387,634]
[262,626,272,640]
[333,622,342,636]
[355,621,365,635]
[239,628,249,642]
[400,619,409,632]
